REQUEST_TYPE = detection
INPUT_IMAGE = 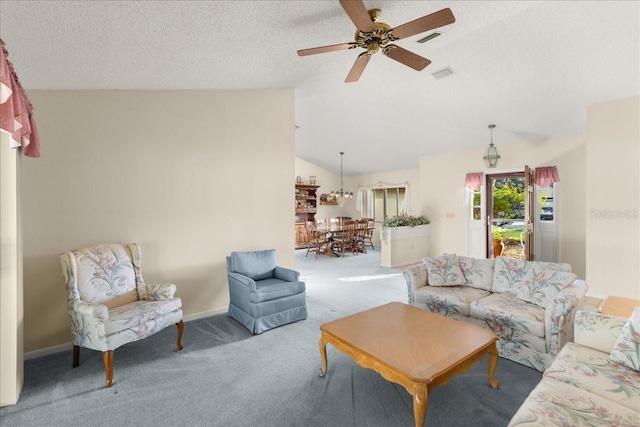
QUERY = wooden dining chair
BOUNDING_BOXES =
[305,220,329,259]
[353,219,369,254]
[362,217,376,250]
[328,217,345,240]
[332,220,357,256]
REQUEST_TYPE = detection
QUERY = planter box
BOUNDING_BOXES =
[380,224,431,268]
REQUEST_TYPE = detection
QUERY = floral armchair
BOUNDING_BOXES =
[60,243,184,387]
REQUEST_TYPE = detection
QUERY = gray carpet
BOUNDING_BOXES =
[0,250,541,427]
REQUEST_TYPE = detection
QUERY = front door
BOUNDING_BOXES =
[485,172,526,259]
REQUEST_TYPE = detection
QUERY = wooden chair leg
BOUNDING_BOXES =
[102,350,114,388]
[176,320,184,351]
[72,345,80,368]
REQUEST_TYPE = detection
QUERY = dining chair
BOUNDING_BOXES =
[363,217,376,250]
[353,219,369,254]
[332,220,357,256]
[305,220,329,259]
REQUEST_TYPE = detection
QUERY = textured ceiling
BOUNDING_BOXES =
[1,1,638,175]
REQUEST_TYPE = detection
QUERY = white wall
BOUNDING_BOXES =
[586,96,640,300]
[19,89,295,353]
[0,134,24,406]
[419,132,586,279]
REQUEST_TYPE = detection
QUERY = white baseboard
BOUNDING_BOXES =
[183,306,227,322]
[24,342,72,360]
[24,306,229,360]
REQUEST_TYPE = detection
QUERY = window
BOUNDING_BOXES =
[471,190,481,220]
[539,187,554,221]
[373,187,406,222]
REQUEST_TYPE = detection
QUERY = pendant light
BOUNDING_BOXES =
[483,124,501,168]
[330,152,353,206]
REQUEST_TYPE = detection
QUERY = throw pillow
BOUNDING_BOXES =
[492,257,530,295]
[492,258,576,307]
[458,257,495,291]
[423,254,466,287]
[610,307,640,372]
[516,264,577,308]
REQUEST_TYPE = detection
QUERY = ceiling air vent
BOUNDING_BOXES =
[417,32,441,44]
[431,67,455,80]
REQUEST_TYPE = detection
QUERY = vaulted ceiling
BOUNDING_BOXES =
[1,1,638,175]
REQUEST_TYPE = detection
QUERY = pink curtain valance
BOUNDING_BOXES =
[535,166,559,188]
[464,172,483,191]
[0,38,40,158]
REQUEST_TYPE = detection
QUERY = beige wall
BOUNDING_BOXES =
[419,132,587,279]
[20,89,295,353]
[0,134,24,406]
[586,96,640,300]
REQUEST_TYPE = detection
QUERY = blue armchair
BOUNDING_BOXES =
[226,249,307,334]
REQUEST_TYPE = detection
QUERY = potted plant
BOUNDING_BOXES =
[380,213,431,267]
[380,213,430,242]
[492,228,504,257]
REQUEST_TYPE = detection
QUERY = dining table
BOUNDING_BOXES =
[314,220,372,257]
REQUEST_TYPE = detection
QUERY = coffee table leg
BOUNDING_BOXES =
[319,334,328,377]
[413,384,428,427]
[487,344,500,389]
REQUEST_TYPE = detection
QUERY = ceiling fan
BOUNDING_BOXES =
[297,0,455,83]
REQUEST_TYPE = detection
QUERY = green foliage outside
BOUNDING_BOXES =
[493,178,525,219]
[502,229,524,240]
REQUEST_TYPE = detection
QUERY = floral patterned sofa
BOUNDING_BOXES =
[404,255,588,371]
[509,309,640,426]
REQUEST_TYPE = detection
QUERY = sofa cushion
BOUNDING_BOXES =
[532,261,572,272]
[492,257,576,308]
[413,285,491,316]
[230,249,277,280]
[610,307,640,372]
[470,293,545,339]
[251,278,306,303]
[508,377,640,426]
[423,254,466,287]
[545,342,640,412]
[458,256,495,291]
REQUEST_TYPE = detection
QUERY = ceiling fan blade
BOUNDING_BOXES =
[383,45,431,71]
[297,42,358,57]
[389,8,455,40]
[345,52,371,83]
[339,0,375,33]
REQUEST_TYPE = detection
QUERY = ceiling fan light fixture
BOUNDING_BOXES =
[417,32,441,43]
[483,124,501,168]
[296,1,456,83]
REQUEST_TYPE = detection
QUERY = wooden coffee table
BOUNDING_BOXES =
[319,302,499,427]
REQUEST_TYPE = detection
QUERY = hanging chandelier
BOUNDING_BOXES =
[330,151,353,206]
[483,124,501,168]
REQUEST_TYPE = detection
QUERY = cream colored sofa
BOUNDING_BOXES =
[404,255,588,372]
[509,310,640,426]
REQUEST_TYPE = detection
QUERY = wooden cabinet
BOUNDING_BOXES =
[295,184,319,248]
